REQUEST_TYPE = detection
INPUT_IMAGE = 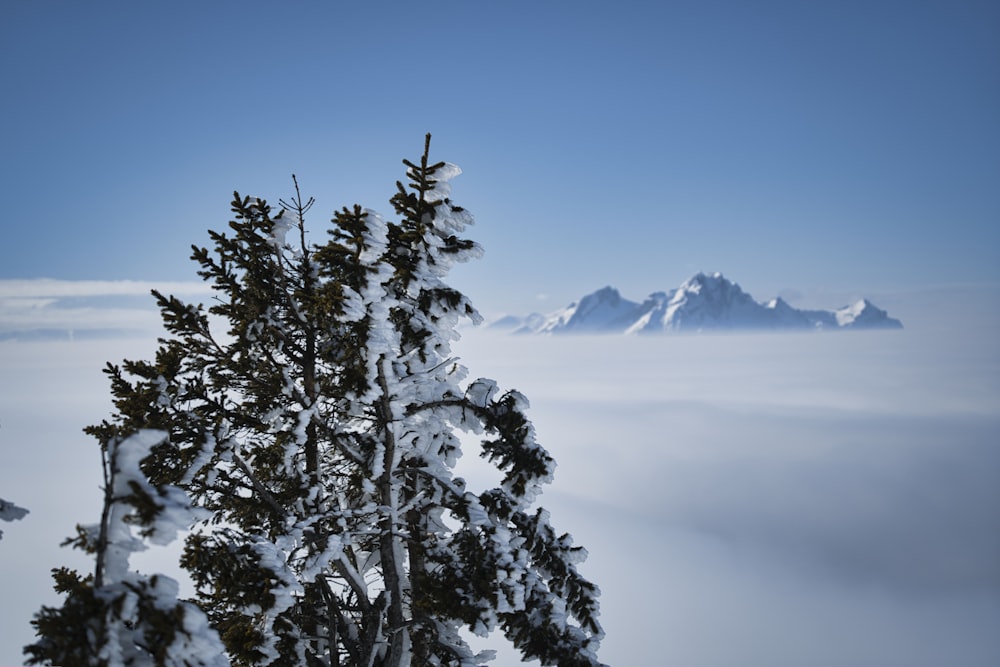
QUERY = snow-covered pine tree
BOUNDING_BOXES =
[25,430,228,667]
[28,135,605,667]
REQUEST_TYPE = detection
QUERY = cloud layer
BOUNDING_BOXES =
[0,279,213,339]
[453,325,1000,666]
[1,305,998,665]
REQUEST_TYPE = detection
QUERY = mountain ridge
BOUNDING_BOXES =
[492,272,903,334]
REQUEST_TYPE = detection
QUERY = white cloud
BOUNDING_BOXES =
[0,279,214,338]
[0,278,213,299]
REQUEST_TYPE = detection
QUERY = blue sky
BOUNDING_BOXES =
[2,0,998,316]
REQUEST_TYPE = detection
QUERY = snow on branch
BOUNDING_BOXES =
[0,496,28,541]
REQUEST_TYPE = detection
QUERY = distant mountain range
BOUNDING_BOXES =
[490,272,903,334]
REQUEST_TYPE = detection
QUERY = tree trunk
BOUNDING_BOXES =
[377,356,409,667]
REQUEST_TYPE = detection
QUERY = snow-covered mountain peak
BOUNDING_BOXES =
[679,271,723,288]
[659,273,774,331]
[524,285,642,334]
[673,272,723,299]
[581,285,625,305]
[765,296,786,309]
[493,272,904,335]
[834,299,903,329]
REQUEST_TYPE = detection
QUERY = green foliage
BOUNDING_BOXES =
[25,568,103,666]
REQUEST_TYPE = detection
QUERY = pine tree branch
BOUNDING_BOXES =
[231,452,287,519]
[93,444,114,589]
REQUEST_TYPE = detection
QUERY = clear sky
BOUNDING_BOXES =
[2,0,998,317]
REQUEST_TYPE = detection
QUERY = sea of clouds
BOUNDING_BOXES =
[0,282,997,665]
[453,322,999,666]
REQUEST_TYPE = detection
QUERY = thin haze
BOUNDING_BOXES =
[1,1,998,316]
